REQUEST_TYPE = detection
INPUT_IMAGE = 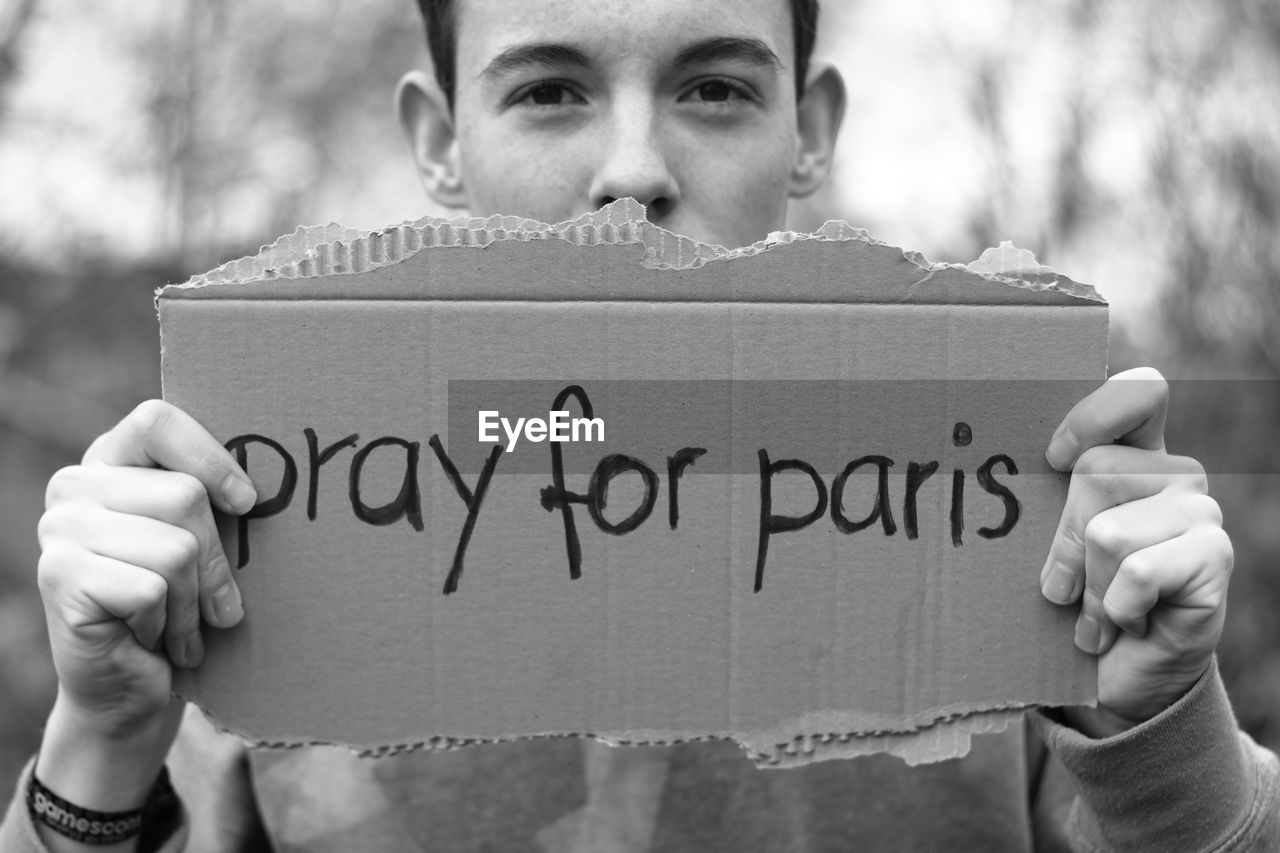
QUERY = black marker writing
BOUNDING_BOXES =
[588,454,659,534]
[305,428,358,520]
[977,454,1020,539]
[830,455,896,535]
[349,437,424,530]
[755,450,828,593]
[903,460,939,541]
[225,434,297,568]
[666,447,708,529]
[540,385,594,581]
[428,435,502,595]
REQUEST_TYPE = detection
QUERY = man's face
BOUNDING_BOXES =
[449,0,802,248]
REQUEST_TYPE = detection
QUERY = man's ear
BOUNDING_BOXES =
[396,70,468,209]
[789,62,846,199]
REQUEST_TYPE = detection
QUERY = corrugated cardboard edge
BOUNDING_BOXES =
[593,704,1031,767]
[161,199,1102,303]
[185,694,1032,768]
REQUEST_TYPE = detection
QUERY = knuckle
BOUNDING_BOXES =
[168,472,209,516]
[1145,369,1169,403]
[36,546,73,597]
[139,573,169,610]
[36,507,63,545]
[1102,594,1138,628]
[81,432,109,464]
[44,466,85,508]
[192,448,222,483]
[128,399,173,441]
[176,528,201,565]
[37,503,92,549]
[1206,525,1234,575]
[161,528,201,570]
[1170,455,1208,492]
[1084,515,1126,558]
[1120,366,1168,402]
[1190,493,1222,526]
[1074,446,1119,481]
[1117,552,1155,590]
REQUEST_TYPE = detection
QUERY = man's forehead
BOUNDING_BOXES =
[453,0,795,71]
[479,37,784,84]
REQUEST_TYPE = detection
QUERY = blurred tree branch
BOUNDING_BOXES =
[0,0,36,117]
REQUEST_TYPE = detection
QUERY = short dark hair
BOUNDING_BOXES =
[415,0,820,110]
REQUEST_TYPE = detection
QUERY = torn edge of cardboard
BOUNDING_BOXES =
[169,199,1102,767]
[162,198,1103,305]
[184,698,1034,768]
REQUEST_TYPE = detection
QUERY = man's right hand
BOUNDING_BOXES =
[33,400,256,823]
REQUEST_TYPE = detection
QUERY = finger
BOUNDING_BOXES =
[55,507,210,667]
[1103,525,1232,640]
[44,466,244,630]
[1040,446,1205,605]
[41,547,169,653]
[80,511,203,668]
[1075,492,1223,655]
[1046,367,1169,471]
[84,400,257,515]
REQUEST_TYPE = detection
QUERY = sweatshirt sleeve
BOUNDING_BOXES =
[0,705,266,853]
[0,756,189,853]
[0,760,39,853]
[1030,659,1280,852]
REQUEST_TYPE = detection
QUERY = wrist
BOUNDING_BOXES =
[36,692,182,812]
[1056,704,1140,739]
[27,763,177,853]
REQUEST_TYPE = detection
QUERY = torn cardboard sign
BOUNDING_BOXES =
[160,200,1106,767]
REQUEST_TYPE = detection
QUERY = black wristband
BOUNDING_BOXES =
[27,763,177,846]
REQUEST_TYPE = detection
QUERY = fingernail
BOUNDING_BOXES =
[1046,427,1080,471]
[220,473,257,515]
[1075,613,1101,654]
[184,633,204,668]
[1042,562,1076,604]
[212,583,244,627]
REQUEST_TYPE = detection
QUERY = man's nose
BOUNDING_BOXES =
[588,104,680,219]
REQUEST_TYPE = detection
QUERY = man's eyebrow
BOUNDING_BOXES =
[480,43,592,79]
[672,37,783,72]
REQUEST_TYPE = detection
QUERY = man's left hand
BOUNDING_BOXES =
[1041,367,1233,735]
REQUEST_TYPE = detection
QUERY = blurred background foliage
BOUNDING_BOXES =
[1,0,1278,807]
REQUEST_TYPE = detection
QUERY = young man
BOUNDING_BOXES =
[5,0,1278,849]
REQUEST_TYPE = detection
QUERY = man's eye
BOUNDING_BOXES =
[512,82,585,107]
[697,81,732,102]
[530,84,566,105]
[681,78,754,105]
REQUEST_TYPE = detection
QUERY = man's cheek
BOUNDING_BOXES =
[709,138,792,198]
[722,171,793,244]
[467,159,585,221]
